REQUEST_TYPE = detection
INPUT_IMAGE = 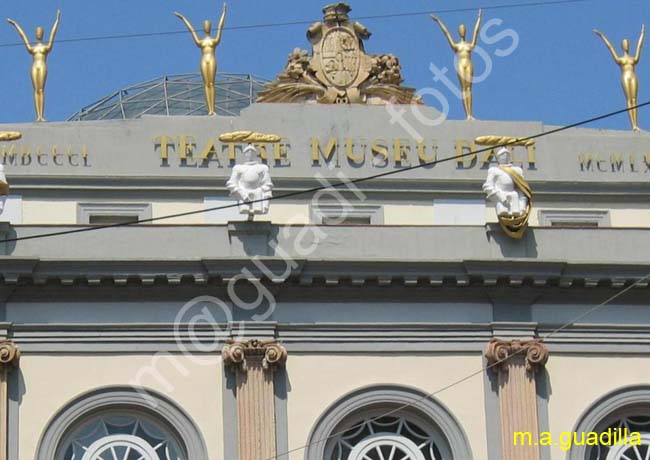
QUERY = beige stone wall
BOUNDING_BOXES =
[384,204,434,225]
[18,354,223,460]
[486,206,498,224]
[610,208,650,227]
[152,202,206,224]
[267,204,311,224]
[17,199,650,227]
[285,353,488,460]
[545,354,650,460]
[22,200,77,224]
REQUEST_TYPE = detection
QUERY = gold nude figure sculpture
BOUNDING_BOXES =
[174,4,227,116]
[594,25,645,131]
[431,9,482,120]
[7,10,61,122]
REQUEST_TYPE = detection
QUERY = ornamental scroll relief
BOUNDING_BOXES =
[222,340,287,370]
[0,341,20,369]
[485,339,549,373]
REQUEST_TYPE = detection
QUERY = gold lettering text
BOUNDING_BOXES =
[154,135,175,161]
[578,153,595,172]
[178,135,197,165]
[345,138,365,164]
[273,142,291,166]
[393,138,410,166]
[200,139,221,165]
[311,137,338,165]
[455,139,477,169]
[416,140,437,163]
[610,153,624,172]
[370,139,389,167]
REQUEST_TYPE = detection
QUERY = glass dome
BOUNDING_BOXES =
[68,73,268,121]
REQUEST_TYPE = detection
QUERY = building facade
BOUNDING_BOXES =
[0,6,649,460]
[0,98,649,460]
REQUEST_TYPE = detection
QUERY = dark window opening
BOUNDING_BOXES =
[322,215,372,225]
[550,221,599,228]
[88,215,139,225]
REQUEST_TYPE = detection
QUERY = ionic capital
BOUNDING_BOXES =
[485,338,548,373]
[0,341,20,370]
[222,340,287,371]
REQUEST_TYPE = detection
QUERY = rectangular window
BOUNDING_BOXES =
[311,204,383,225]
[539,210,609,228]
[77,203,151,225]
[88,215,140,225]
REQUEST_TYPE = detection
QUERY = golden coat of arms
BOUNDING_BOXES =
[257,3,421,105]
[319,27,361,87]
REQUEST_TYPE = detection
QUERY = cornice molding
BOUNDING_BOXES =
[8,323,650,353]
[0,257,647,289]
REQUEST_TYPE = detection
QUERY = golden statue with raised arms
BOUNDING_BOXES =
[594,25,645,131]
[431,9,482,120]
[174,4,227,116]
[7,10,61,122]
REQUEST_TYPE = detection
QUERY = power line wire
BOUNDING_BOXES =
[2,99,648,245]
[0,0,592,48]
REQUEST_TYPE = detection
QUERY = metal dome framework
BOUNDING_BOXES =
[68,73,268,121]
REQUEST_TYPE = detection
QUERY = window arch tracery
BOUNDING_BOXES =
[59,411,185,460]
[305,385,472,460]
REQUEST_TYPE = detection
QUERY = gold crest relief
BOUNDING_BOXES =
[257,2,422,105]
[319,27,362,88]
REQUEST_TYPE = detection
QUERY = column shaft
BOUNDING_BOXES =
[498,354,540,460]
[236,355,277,460]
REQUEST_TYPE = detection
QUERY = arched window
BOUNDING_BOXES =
[37,387,208,460]
[305,385,472,460]
[587,410,650,460]
[569,386,650,460]
[599,432,650,460]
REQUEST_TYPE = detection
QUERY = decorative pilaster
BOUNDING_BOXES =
[486,339,549,460]
[0,341,19,460]
[223,340,287,460]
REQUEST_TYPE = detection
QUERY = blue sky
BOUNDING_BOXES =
[0,0,647,129]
